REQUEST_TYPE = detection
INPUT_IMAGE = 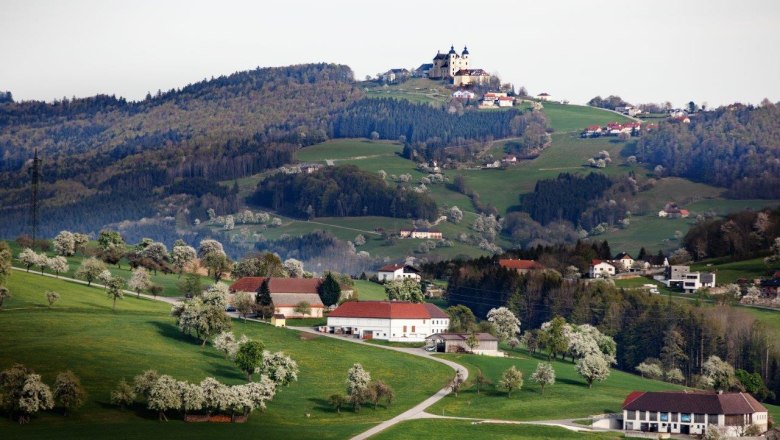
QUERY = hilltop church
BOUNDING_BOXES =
[428,45,490,86]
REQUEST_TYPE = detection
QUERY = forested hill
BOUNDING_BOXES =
[0,63,360,237]
[635,103,780,198]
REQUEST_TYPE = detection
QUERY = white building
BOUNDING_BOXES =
[681,272,716,293]
[326,301,450,342]
[622,391,769,437]
[589,259,616,278]
[377,264,421,282]
[612,252,635,271]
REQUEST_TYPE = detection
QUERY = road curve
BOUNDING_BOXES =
[290,327,468,440]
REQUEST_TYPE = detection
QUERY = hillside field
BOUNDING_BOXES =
[0,271,453,440]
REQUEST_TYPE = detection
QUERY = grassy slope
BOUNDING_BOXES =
[374,419,624,440]
[427,349,780,423]
[0,271,452,440]
[542,102,633,133]
[8,242,214,297]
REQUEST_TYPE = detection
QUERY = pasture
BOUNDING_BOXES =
[0,271,453,440]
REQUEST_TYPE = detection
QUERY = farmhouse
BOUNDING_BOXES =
[229,277,325,318]
[452,90,476,99]
[381,68,409,83]
[536,92,552,101]
[453,68,491,87]
[589,259,616,278]
[377,264,421,282]
[326,301,450,342]
[425,333,501,356]
[622,391,769,436]
[399,228,443,240]
[498,258,545,274]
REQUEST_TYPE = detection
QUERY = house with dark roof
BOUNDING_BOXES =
[326,301,449,341]
[498,259,545,274]
[377,264,421,282]
[425,332,501,356]
[229,277,324,318]
[622,391,769,436]
[612,252,634,271]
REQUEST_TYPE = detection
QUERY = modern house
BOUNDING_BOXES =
[589,259,616,278]
[498,259,545,274]
[377,264,421,282]
[622,391,769,436]
[326,301,450,342]
[425,333,501,356]
[661,266,716,293]
[229,277,325,318]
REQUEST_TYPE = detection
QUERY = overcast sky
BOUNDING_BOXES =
[2,0,779,106]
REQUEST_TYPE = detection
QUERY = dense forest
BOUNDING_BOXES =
[518,172,613,225]
[635,103,780,198]
[0,63,359,238]
[683,206,780,261]
[330,98,521,162]
[250,165,439,220]
[422,253,780,403]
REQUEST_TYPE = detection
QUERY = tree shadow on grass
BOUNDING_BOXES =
[556,377,585,387]
[308,397,335,413]
[148,320,200,345]
[96,401,157,420]
[207,362,245,382]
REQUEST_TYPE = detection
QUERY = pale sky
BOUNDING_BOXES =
[2,0,779,107]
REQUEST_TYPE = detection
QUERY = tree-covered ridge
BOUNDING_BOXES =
[330,98,521,161]
[250,165,439,220]
[0,64,358,238]
[635,103,780,198]
[519,172,613,225]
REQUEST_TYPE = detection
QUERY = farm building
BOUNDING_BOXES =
[425,333,501,356]
[622,391,768,436]
[229,277,325,318]
[498,259,545,274]
[377,264,421,282]
[399,228,443,240]
[326,301,449,342]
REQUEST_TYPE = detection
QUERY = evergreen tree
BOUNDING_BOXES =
[255,279,273,319]
[318,272,342,307]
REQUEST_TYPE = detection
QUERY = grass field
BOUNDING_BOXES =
[692,257,779,284]
[7,241,214,298]
[426,351,697,422]
[0,271,453,439]
[373,419,624,440]
[354,279,386,300]
[542,102,633,133]
[297,139,402,163]
[362,78,453,106]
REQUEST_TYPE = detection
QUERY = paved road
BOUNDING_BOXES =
[291,327,467,440]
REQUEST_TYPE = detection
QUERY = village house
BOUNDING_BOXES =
[326,301,450,341]
[582,125,603,137]
[589,259,616,278]
[399,228,443,240]
[453,68,491,87]
[229,277,325,318]
[612,252,635,271]
[661,266,716,293]
[377,264,421,282]
[498,258,545,274]
[497,96,515,107]
[536,92,552,101]
[622,391,769,436]
[658,203,689,219]
[502,154,517,163]
[413,63,433,78]
[381,68,410,83]
[615,105,642,117]
[452,90,476,100]
[425,333,501,356]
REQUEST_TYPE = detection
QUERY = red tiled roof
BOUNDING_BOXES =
[229,277,322,294]
[379,264,404,272]
[586,125,602,131]
[424,302,449,319]
[329,301,445,319]
[622,391,768,414]
[498,96,514,101]
[499,259,545,270]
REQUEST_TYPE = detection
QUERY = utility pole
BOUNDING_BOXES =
[29,148,41,243]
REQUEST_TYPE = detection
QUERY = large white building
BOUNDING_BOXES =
[589,259,616,278]
[622,391,768,437]
[326,301,449,342]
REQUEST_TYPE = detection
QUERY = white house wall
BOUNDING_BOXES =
[327,317,449,342]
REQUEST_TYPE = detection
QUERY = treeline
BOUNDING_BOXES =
[250,165,439,220]
[635,103,780,198]
[330,98,520,161]
[0,64,356,237]
[423,254,780,403]
[683,207,780,261]
[519,173,612,225]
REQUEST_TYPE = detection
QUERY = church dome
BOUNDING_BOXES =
[448,45,456,55]
[462,45,469,55]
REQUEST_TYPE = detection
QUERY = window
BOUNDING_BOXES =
[642,411,648,421]
[649,412,658,421]
[627,410,636,420]
[707,414,718,424]
[403,325,407,333]
[411,326,416,333]
[694,414,704,423]
[672,413,678,422]
[660,412,669,422]
[681,414,691,423]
